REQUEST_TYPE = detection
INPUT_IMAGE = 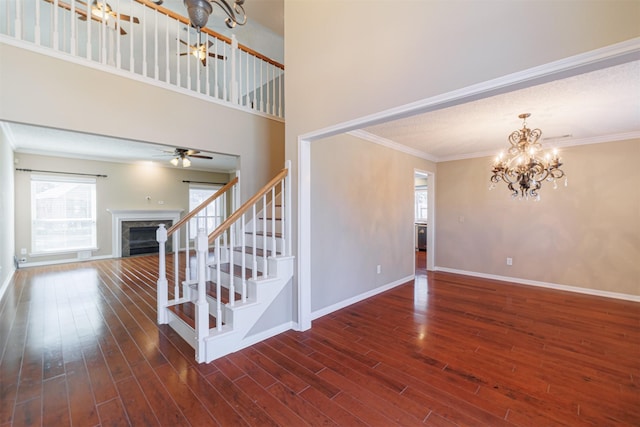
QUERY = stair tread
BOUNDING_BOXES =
[233,246,280,257]
[168,302,218,329]
[211,262,263,278]
[248,231,283,238]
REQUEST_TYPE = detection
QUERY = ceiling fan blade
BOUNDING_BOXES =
[179,39,189,46]
[190,155,213,159]
[201,58,207,67]
[118,14,140,24]
[179,52,189,56]
[118,25,127,35]
[207,53,226,61]
[185,150,201,155]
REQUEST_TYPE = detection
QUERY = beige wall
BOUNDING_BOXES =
[436,139,640,296]
[13,153,231,264]
[311,134,435,311]
[285,0,640,316]
[0,128,15,291]
[0,44,285,202]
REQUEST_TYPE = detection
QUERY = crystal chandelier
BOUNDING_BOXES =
[490,113,567,200]
[183,0,247,31]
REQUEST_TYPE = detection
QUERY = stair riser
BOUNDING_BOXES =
[253,219,283,234]
[232,251,267,272]
[243,235,284,253]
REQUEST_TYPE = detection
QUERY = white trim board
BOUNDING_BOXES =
[296,38,640,333]
[311,275,414,321]
[0,267,16,304]
[435,267,640,303]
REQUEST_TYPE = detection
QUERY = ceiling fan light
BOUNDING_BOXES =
[182,157,191,168]
[170,157,179,166]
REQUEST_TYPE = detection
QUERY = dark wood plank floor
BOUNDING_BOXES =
[1,252,639,426]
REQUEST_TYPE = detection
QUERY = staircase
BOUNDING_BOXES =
[156,162,293,363]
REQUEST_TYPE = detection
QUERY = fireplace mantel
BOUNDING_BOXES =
[108,209,183,257]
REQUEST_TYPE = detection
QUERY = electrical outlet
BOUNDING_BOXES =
[506,257,513,266]
[20,248,27,255]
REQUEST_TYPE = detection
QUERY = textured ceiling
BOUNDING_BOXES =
[362,60,640,161]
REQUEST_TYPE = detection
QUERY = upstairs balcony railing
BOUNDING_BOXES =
[0,0,284,118]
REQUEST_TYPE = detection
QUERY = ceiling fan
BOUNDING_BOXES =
[156,148,213,168]
[42,0,140,35]
[179,39,227,66]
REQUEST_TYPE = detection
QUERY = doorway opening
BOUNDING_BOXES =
[414,169,435,272]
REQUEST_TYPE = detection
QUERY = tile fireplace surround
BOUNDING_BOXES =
[108,210,183,258]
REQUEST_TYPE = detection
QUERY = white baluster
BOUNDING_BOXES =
[86,0,91,60]
[245,51,249,108]
[259,60,264,112]
[173,229,180,299]
[164,13,170,83]
[280,177,285,258]
[229,223,235,306]
[156,224,168,324]
[185,220,191,289]
[215,236,222,331]
[196,33,201,94]
[186,27,191,90]
[142,5,147,76]
[34,0,41,45]
[251,55,256,109]
[154,8,159,80]
[52,0,59,49]
[194,229,208,363]
[271,186,276,257]
[252,204,257,279]
[205,34,210,95]
[267,66,272,114]
[223,41,227,100]
[100,1,106,63]
[128,2,133,72]
[262,194,268,276]
[175,18,180,87]
[231,35,238,104]
[214,38,219,98]
[115,0,120,68]
[241,213,246,302]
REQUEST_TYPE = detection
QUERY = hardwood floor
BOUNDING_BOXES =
[1,252,639,426]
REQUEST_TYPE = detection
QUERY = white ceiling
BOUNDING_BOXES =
[361,60,640,162]
[5,123,239,172]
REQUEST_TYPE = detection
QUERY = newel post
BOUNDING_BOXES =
[156,224,168,324]
[195,229,209,363]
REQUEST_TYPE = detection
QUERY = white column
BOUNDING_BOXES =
[156,224,168,324]
[194,230,209,363]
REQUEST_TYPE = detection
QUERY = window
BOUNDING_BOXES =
[189,185,224,239]
[415,186,428,222]
[31,175,97,254]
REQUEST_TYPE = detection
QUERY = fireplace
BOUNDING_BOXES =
[121,221,174,257]
[108,210,183,258]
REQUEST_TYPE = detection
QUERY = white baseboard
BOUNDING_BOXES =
[311,275,415,321]
[19,254,114,268]
[435,267,640,303]
[0,267,16,303]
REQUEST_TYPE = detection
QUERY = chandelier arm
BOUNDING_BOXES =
[210,0,247,28]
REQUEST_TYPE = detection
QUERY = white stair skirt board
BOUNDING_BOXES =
[435,267,640,303]
[203,255,294,362]
[311,275,415,321]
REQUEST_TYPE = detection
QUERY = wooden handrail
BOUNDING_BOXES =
[135,0,284,70]
[208,168,287,244]
[167,176,238,237]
